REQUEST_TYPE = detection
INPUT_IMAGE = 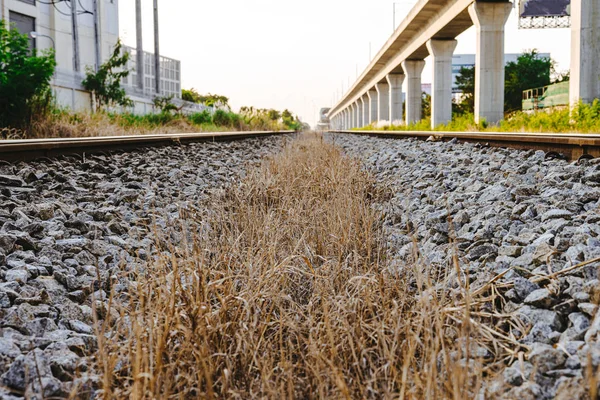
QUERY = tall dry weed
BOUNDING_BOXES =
[93,133,520,399]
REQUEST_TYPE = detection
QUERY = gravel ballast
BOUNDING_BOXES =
[1,130,600,398]
[0,135,289,398]
[328,133,600,399]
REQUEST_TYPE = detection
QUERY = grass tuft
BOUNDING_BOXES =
[88,133,535,399]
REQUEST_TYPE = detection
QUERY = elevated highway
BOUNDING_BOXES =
[328,0,599,130]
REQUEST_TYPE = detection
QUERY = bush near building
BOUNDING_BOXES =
[0,21,55,129]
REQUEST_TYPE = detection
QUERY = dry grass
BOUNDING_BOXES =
[92,133,530,399]
[24,112,229,139]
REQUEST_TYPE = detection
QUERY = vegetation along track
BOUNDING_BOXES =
[0,131,599,399]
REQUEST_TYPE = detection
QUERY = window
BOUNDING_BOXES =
[9,11,35,51]
[17,0,35,4]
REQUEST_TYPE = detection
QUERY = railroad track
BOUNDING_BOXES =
[0,130,294,162]
[329,130,600,161]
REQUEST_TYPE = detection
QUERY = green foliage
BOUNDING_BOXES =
[282,109,302,130]
[181,88,230,109]
[505,50,552,113]
[453,51,553,116]
[422,92,431,119]
[0,21,56,128]
[182,88,201,103]
[189,110,212,125]
[240,106,302,131]
[362,102,600,134]
[454,66,475,114]
[212,109,232,126]
[82,40,132,110]
[267,109,281,121]
[153,95,179,114]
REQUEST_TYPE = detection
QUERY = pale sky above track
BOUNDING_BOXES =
[119,0,571,127]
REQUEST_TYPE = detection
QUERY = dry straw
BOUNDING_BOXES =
[89,133,577,399]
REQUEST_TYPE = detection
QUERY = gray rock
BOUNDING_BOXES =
[468,244,498,261]
[517,306,564,331]
[584,307,600,343]
[5,270,28,285]
[524,288,554,308]
[528,343,567,373]
[0,234,16,254]
[0,175,24,187]
[45,342,82,381]
[514,277,539,300]
[2,348,51,391]
[501,382,543,400]
[560,313,591,342]
[503,361,533,386]
[541,209,573,222]
[578,302,598,317]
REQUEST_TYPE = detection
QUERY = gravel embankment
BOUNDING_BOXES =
[0,135,288,398]
[328,133,600,400]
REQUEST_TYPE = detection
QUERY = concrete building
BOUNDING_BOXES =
[328,0,600,130]
[2,0,186,114]
[122,45,181,100]
[2,0,119,111]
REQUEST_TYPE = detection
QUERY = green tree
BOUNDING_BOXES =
[505,50,551,113]
[267,109,281,121]
[0,21,56,128]
[153,95,179,114]
[182,88,201,103]
[454,66,475,114]
[422,92,431,119]
[452,51,552,115]
[82,39,132,110]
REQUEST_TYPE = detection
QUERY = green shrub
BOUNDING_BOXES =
[212,109,232,127]
[82,40,132,110]
[0,21,56,128]
[188,111,212,125]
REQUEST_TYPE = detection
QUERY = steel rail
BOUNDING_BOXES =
[328,130,600,161]
[0,131,295,163]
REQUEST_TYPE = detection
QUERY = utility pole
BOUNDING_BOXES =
[93,0,100,71]
[136,0,144,92]
[71,0,80,72]
[153,0,160,95]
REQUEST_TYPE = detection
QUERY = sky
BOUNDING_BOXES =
[118,0,572,127]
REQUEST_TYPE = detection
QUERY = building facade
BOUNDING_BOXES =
[2,0,120,111]
[122,45,182,100]
[1,0,184,113]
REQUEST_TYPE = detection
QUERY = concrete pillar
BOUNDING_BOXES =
[347,108,352,129]
[135,0,144,91]
[570,0,600,106]
[351,103,357,129]
[343,109,348,130]
[387,74,405,124]
[376,82,390,122]
[367,89,378,125]
[153,0,161,95]
[426,39,458,128]
[468,1,512,125]
[361,95,369,127]
[355,101,363,127]
[402,60,426,125]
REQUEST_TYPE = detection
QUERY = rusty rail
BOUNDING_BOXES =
[329,130,600,161]
[0,131,295,163]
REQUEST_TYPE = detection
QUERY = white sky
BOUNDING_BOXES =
[118,0,571,127]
